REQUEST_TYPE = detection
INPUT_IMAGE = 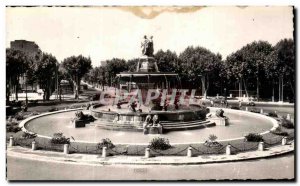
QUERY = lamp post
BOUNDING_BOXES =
[197,75,202,98]
[56,62,59,101]
[224,88,227,108]
[25,72,28,105]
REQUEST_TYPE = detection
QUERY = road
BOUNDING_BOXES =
[7,154,294,180]
[7,99,295,180]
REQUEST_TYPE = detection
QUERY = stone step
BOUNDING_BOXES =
[163,121,216,130]
[93,121,141,129]
[93,120,209,128]
[161,119,207,124]
[161,120,210,127]
[91,120,215,131]
[163,122,210,129]
[94,124,142,131]
[93,120,141,126]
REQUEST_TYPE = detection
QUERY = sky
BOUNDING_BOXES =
[6,6,294,67]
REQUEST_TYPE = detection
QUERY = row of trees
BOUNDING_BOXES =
[84,38,294,101]
[225,39,294,101]
[6,48,92,102]
[6,38,294,102]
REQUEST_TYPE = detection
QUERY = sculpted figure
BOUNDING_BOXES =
[152,114,160,126]
[148,36,154,56]
[141,35,149,56]
[141,35,154,56]
[143,114,152,129]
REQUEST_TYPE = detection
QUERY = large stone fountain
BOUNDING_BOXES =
[90,36,215,133]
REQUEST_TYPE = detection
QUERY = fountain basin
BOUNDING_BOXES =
[90,103,210,131]
[20,108,276,144]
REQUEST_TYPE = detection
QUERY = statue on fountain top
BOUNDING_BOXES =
[141,35,154,57]
[137,35,159,72]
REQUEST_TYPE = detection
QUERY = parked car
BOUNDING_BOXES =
[37,89,44,96]
[246,101,255,106]
[90,93,100,101]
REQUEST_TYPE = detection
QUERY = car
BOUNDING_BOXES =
[91,93,100,101]
[247,101,255,106]
[37,89,44,95]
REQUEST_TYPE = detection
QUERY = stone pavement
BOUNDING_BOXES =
[7,142,294,166]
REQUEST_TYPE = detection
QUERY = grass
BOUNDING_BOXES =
[7,126,294,156]
[6,87,294,156]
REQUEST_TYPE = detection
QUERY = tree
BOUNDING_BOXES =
[265,38,294,102]
[225,41,273,99]
[62,55,92,99]
[6,48,30,101]
[105,58,127,87]
[154,49,178,72]
[84,67,98,86]
[83,66,107,90]
[57,64,70,101]
[34,53,58,101]
[178,46,222,97]
[127,58,139,72]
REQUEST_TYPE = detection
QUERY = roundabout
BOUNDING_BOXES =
[13,39,293,159]
[21,107,277,144]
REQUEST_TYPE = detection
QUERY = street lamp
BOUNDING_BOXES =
[55,62,59,101]
[224,88,228,108]
[24,72,28,105]
[197,75,202,98]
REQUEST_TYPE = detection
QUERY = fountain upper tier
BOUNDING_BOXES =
[117,56,180,90]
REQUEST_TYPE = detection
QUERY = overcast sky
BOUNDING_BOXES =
[6,6,293,67]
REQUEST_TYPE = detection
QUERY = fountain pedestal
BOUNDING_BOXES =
[144,125,163,135]
[210,117,229,126]
[72,120,86,128]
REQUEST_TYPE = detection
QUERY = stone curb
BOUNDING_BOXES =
[19,107,279,145]
[19,108,83,139]
[7,143,294,166]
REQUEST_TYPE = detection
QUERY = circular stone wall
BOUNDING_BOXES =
[22,108,276,144]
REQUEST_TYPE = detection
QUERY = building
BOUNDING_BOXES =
[100,61,107,66]
[10,40,42,58]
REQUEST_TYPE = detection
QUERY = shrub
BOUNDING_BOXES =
[10,100,22,107]
[50,133,70,144]
[250,109,260,113]
[204,134,222,148]
[6,125,21,133]
[245,133,264,142]
[149,137,172,150]
[21,131,37,139]
[97,138,115,149]
[6,117,18,126]
[31,111,40,116]
[271,127,289,136]
[208,134,218,142]
[29,100,38,104]
[48,107,58,112]
[14,113,24,121]
[230,106,240,110]
[267,112,278,117]
[281,119,294,129]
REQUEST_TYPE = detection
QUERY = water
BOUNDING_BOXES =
[26,110,274,144]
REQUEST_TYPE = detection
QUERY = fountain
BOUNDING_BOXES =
[20,36,278,144]
[90,36,215,133]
